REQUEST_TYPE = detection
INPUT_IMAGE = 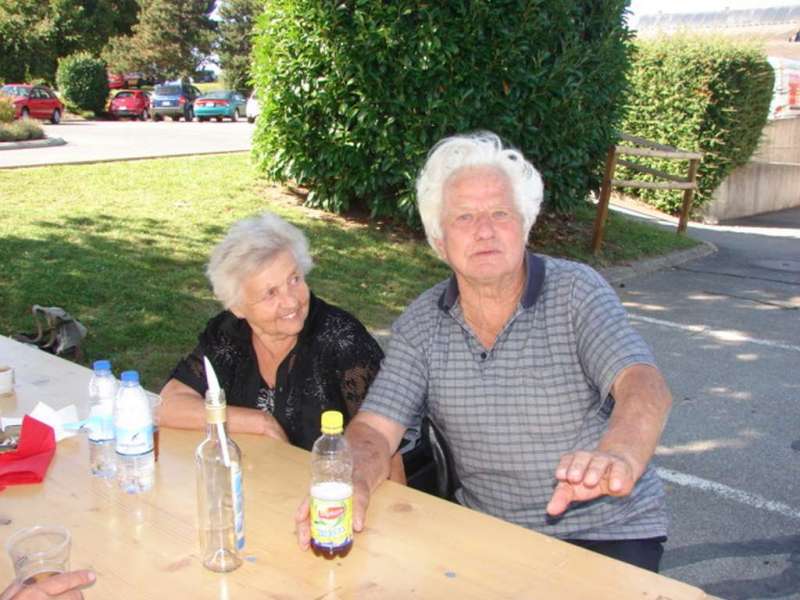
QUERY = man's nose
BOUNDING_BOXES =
[474,213,495,239]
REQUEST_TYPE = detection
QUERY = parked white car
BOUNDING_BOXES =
[246,92,260,123]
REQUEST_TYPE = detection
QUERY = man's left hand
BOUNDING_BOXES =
[545,450,637,516]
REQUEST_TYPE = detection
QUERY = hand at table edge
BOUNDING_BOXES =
[0,569,96,600]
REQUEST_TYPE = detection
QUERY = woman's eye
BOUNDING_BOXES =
[289,275,301,285]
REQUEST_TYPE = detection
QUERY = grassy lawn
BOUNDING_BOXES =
[0,153,696,389]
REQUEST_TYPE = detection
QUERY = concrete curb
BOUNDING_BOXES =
[0,137,66,151]
[598,241,718,285]
[369,242,718,346]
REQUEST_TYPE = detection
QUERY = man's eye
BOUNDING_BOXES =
[493,210,510,220]
[455,213,473,223]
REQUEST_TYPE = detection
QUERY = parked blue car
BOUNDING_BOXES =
[194,90,247,122]
[151,82,201,121]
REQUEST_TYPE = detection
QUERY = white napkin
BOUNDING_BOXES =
[28,402,80,442]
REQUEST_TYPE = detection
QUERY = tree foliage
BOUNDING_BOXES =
[216,0,262,93]
[0,0,138,84]
[251,1,633,224]
[56,52,110,114]
[104,0,216,82]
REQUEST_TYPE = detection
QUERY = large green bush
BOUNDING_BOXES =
[620,36,773,213]
[252,1,633,224]
[56,53,109,114]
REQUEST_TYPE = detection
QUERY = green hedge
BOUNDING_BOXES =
[620,36,774,214]
[56,53,109,115]
[251,1,632,224]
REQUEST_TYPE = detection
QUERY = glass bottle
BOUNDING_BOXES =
[195,389,244,572]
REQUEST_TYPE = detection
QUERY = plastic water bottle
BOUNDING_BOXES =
[196,389,244,572]
[87,359,117,478]
[310,410,354,559]
[114,370,155,494]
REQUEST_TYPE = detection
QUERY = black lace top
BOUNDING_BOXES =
[169,293,384,450]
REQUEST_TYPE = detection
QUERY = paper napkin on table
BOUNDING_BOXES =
[28,402,80,443]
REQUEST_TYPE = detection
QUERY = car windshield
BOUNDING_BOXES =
[114,92,134,99]
[203,91,231,99]
[1,85,30,98]
[154,85,182,96]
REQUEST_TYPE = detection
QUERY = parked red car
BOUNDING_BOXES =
[0,84,64,124]
[108,72,125,89]
[108,89,150,120]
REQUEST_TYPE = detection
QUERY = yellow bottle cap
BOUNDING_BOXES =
[321,410,343,434]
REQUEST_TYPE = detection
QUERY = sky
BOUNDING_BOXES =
[628,0,800,26]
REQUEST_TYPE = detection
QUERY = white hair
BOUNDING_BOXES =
[206,212,313,309]
[416,131,544,258]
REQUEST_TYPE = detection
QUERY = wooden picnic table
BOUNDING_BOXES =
[0,335,713,599]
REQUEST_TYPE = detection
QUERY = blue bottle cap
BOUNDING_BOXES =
[93,359,111,372]
[120,370,140,383]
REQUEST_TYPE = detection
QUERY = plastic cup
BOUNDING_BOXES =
[5,525,71,584]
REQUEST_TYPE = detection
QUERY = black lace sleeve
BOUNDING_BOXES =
[168,342,208,395]
[328,316,384,420]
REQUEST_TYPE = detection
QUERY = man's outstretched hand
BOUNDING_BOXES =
[546,450,638,516]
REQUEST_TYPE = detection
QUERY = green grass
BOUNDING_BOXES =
[0,153,696,389]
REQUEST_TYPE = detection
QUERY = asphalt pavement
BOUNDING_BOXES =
[0,119,254,168]
[610,204,800,599]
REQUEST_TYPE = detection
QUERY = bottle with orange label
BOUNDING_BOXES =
[310,410,354,559]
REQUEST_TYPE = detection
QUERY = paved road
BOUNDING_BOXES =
[613,205,800,599]
[0,119,254,168]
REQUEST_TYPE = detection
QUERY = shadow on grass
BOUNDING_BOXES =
[0,212,450,388]
[0,215,219,389]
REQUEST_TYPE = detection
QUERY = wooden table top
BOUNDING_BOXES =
[0,336,712,599]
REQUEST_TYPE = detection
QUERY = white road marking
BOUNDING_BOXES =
[656,467,800,521]
[628,313,800,354]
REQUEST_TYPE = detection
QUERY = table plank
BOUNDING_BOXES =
[0,337,711,599]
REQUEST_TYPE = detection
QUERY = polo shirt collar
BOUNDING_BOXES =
[438,251,546,312]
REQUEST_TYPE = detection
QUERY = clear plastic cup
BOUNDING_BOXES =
[6,525,71,584]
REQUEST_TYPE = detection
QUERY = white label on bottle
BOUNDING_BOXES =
[231,464,245,550]
[115,425,154,455]
[88,404,114,442]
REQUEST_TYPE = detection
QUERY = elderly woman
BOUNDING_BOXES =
[296,132,673,572]
[159,212,404,479]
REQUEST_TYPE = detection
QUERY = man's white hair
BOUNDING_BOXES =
[416,131,544,259]
[206,212,313,309]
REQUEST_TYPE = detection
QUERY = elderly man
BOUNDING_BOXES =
[296,132,672,572]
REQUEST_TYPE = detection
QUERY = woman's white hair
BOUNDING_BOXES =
[416,131,544,258]
[206,212,313,309]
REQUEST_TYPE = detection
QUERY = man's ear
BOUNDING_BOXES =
[434,236,447,260]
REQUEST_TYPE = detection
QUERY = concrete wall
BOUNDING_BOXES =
[704,118,800,222]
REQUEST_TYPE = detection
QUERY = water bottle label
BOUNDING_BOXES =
[231,465,245,550]
[115,425,154,455]
[88,412,114,442]
[310,495,353,549]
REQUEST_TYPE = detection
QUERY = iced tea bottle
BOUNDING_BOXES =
[310,411,353,559]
